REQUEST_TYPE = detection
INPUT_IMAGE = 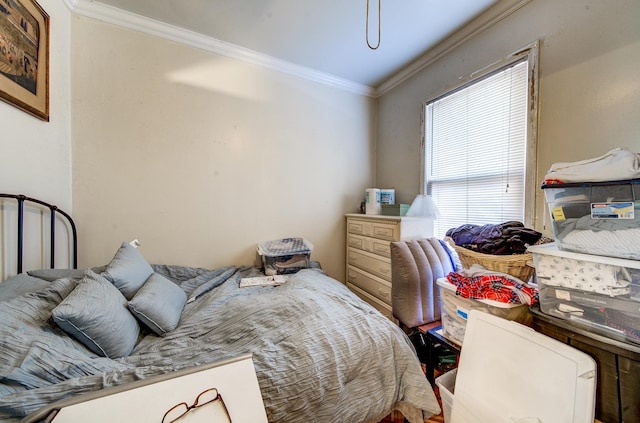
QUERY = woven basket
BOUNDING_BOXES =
[447,239,535,282]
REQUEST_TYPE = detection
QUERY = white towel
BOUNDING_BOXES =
[545,148,640,183]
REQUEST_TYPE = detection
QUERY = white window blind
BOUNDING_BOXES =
[425,59,530,238]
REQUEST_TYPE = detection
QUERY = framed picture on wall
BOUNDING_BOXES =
[0,0,49,121]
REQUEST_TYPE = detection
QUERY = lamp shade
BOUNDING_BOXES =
[405,194,440,218]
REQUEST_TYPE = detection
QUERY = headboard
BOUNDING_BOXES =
[0,194,77,280]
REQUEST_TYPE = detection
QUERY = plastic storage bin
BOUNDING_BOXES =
[529,242,640,345]
[541,179,640,259]
[449,310,596,423]
[435,368,456,423]
[257,238,313,275]
[436,278,531,345]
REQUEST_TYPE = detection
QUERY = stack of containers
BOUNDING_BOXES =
[529,149,640,345]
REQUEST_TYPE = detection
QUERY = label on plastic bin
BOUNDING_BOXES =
[456,306,469,320]
[591,202,634,219]
[551,206,566,221]
[554,289,571,301]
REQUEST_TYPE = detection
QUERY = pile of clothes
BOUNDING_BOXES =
[446,265,539,306]
[446,221,543,255]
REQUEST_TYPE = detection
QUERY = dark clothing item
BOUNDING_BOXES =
[446,221,542,255]
[445,223,503,246]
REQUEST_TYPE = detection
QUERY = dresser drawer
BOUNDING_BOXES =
[347,233,391,257]
[369,221,398,241]
[347,233,367,250]
[347,247,392,281]
[347,219,367,236]
[347,218,398,242]
[347,265,392,304]
[370,238,390,257]
[347,282,395,321]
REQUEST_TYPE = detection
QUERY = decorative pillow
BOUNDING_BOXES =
[440,238,463,271]
[52,270,140,358]
[128,273,187,336]
[103,242,154,300]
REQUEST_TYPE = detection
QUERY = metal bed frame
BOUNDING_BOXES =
[0,194,77,274]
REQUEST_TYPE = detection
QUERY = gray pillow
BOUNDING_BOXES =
[128,273,187,336]
[103,242,154,300]
[52,270,140,358]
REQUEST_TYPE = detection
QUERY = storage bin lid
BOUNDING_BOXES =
[257,238,313,257]
[450,310,596,423]
[528,242,640,270]
[541,178,640,189]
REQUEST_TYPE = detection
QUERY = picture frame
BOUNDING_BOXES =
[0,0,49,121]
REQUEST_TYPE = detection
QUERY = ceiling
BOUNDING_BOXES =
[83,0,501,89]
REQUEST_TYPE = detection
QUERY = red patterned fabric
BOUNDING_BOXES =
[445,272,538,305]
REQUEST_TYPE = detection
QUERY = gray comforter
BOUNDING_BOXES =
[0,266,440,422]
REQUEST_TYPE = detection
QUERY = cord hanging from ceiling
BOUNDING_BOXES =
[366,0,381,50]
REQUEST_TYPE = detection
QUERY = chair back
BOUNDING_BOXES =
[390,238,455,328]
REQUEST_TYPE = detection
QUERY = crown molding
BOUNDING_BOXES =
[62,0,77,10]
[66,0,376,97]
[376,0,533,97]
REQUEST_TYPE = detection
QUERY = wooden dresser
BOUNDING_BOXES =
[345,214,433,321]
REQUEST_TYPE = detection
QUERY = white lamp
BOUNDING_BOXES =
[405,194,440,218]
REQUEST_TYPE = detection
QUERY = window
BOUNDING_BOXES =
[423,42,538,238]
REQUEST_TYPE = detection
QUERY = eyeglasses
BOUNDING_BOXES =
[162,388,232,423]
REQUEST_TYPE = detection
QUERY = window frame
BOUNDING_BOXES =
[420,40,540,231]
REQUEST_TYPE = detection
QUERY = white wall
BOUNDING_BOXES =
[71,16,375,280]
[0,0,71,278]
[0,0,71,206]
[377,0,640,234]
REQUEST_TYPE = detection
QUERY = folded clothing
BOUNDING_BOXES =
[560,226,640,260]
[544,148,640,183]
[535,253,631,297]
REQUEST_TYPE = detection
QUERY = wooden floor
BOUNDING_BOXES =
[379,406,444,423]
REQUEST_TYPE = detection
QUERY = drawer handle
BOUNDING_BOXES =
[379,267,389,274]
[349,273,357,280]
[349,240,360,246]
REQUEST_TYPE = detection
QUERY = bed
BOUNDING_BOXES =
[0,194,440,423]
